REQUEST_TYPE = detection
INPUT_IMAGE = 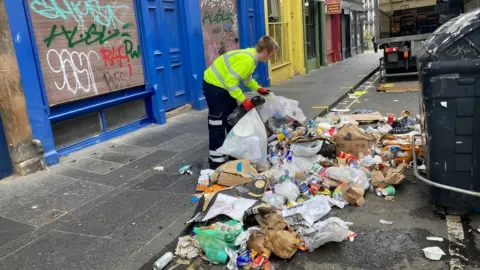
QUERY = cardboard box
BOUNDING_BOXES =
[371,163,407,187]
[334,123,376,156]
[211,160,258,187]
[340,183,365,206]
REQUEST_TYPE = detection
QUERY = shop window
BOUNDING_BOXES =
[104,99,147,131]
[305,0,317,59]
[268,0,289,66]
[52,112,102,149]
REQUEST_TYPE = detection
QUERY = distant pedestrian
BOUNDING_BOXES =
[372,36,378,53]
[203,36,279,169]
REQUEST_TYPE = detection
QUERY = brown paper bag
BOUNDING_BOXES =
[265,230,298,259]
[247,230,267,255]
[254,212,289,231]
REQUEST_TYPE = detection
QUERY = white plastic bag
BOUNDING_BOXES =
[292,154,317,172]
[218,109,268,167]
[275,180,300,202]
[325,167,370,190]
[262,191,286,209]
[258,94,306,124]
[282,195,332,225]
[258,94,284,123]
[278,96,306,123]
[291,140,324,157]
[300,217,350,251]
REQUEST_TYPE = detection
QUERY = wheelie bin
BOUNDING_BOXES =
[416,9,480,213]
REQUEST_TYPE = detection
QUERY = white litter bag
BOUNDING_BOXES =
[282,195,332,226]
[300,217,350,251]
[217,109,268,167]
[258,94,284,123]
[278,96,306,123]
[291,140,324,157]
[275,180,300,202]
[258,94,306,124]
[325,167,370,190]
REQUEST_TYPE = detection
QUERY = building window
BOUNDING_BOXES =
[305,0,317,59]
[268,0,289,66]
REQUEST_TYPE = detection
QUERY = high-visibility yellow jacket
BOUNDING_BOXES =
[204,48,261,102]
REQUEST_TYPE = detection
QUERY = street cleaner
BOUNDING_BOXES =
[203,36,279,169]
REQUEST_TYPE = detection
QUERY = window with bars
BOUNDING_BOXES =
[305,0,317,59]
[268,0,289,67]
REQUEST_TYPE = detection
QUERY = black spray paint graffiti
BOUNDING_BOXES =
[211,25,238,55]
[103,71,132,91]
[202,9,235,25]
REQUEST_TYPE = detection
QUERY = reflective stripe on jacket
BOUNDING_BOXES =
[203,48,261,102]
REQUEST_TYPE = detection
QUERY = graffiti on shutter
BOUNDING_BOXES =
[200,0,240,67]
[28,0,145,106]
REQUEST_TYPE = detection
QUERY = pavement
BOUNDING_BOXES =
[1,51,448,270]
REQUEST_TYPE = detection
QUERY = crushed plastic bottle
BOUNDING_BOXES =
[152,252,173,270]
[179,165,193,175]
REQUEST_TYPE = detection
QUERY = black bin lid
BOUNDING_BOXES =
[423,8,480,58]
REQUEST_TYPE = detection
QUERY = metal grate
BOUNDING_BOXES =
[42,209,67,221]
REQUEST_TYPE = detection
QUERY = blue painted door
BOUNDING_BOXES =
[0,116,13,180]
[148,0,189,111]
[238,0,269,86]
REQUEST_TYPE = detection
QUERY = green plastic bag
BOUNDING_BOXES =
[194,220,244,263]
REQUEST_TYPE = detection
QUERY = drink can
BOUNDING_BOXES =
[298,183,309,193]
[387,114,395,125]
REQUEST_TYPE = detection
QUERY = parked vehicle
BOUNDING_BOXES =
[374,0,462,80]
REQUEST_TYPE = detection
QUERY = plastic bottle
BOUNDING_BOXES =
[153,252,173,270]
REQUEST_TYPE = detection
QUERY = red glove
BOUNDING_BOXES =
[257,88,271,96]
[242,99,255,112]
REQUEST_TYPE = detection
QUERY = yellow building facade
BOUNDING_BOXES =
[265,0,306,85]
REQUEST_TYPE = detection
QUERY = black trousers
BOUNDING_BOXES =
[203,80,238,169]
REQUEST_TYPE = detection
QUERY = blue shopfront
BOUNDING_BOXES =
[4,0,268,166]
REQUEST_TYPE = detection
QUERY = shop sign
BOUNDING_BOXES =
[327,3,342,14]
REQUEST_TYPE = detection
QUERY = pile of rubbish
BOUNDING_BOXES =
[155,94,423,270]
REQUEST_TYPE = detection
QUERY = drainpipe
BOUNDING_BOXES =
[0,1,45,176]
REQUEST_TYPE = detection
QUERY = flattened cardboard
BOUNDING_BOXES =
[340,183,365,206]
[343,112,384,123]
[211,160,258,187]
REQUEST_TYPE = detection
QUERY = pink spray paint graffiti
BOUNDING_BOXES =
[200,0,239,67]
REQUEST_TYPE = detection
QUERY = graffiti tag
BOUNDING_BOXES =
[29,0,129,28]
[44,23,132,48]
[201,0,234,11]
[202,9,235,25]
[46,49,99,95]
[103,71,131,91]
[100,45,132,76]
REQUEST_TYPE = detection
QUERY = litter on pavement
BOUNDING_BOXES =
[426,237,444,242]
[423,247,446,261]
[157,94,425,269]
